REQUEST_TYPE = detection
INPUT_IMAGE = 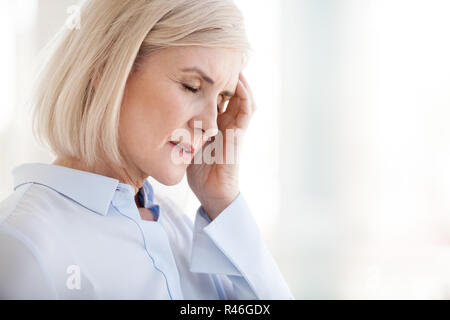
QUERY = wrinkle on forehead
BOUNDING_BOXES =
[170,46,243,88]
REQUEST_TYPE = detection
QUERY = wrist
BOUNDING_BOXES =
[200,191,239,221]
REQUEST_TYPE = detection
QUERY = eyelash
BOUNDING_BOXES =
[182,84,221,113]
[183,84,199,94]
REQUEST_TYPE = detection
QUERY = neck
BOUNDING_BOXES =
[52,156,146,204]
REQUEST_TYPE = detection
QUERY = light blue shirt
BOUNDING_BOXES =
[0,163,293,299]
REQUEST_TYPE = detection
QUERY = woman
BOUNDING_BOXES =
[0,0,293,299]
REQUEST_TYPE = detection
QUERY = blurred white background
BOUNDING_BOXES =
[1,0,450,299]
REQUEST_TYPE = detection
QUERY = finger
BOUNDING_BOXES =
[234,79,253,129]
[227,79,251,119]
[239,73,257,113]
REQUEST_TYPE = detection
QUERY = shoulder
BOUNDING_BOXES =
[0,184,59,298]
[0,224,57,299]
[0,183,77,230]
[0,183,86,260]
[0,184,96,298]
[0,183,34,225]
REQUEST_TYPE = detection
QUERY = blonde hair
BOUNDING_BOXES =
[32,0,251,167]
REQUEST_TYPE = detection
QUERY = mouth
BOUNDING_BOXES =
[169,141,195,154]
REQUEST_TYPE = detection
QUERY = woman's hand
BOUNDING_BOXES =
[186,72,257,221]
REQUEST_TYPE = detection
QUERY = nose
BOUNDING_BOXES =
[189,102,219,141]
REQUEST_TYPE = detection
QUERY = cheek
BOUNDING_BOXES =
[156,90,194,133]
[120,80,193,146]
[119,102,189,155]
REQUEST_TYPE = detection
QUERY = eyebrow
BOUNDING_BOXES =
[181,67,235,97]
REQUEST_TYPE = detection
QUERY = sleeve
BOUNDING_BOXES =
[189,192,294,300]
[0,225,57,299]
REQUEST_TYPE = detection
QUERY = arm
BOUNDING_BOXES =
[189,192,294,300]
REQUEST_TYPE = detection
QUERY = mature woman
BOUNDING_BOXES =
[0,0,292,299]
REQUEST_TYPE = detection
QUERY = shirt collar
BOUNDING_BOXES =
[12,163,157,217]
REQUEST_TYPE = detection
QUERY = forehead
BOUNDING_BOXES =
[164,46,244,83]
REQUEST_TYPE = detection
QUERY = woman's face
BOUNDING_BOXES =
[118,46,244,186]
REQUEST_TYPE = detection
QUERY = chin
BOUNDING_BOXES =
[152,167,186,186]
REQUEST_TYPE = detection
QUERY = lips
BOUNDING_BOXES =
[169,141,194,154]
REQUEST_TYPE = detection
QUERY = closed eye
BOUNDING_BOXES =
[182,84,221,113]
[182,84,198,93]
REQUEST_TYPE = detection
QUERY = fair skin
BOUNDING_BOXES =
[53,46,256,222]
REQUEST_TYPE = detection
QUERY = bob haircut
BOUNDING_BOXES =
[32,0,251,167]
